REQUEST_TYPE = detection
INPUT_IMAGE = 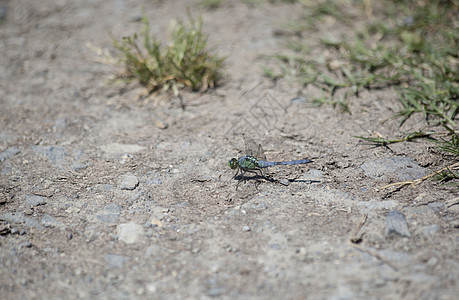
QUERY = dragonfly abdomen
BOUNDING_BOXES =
[258,159,312,168]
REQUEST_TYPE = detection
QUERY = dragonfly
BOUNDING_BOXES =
[228,134,312,185]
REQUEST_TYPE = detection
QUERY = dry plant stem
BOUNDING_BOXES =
[349,243,399,272]
[350,214,367,244]
[379,162,459,190]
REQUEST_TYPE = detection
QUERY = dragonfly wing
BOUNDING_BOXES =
[242,134,266,161]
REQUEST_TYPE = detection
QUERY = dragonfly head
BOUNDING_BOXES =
[228,158,238,169]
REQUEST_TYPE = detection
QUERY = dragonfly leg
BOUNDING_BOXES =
[244,170,258,175]
[256,168,264,178]
[235,169,247,190]
[235,180,241,190]
[246,168,264,179]
[254,180,262,190]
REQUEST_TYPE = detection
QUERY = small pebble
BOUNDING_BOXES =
[242,225,251,232]
[96,203,121,224]
[117,222,144,244]
[155,119,168,129]
[386,210,411,237]
[119,175,139,190]
[25,194,47,207]
[0,146,20,162]
[19,241,32,249]
[145,179,162,185]
[279,179,290,186]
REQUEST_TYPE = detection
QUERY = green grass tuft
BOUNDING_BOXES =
[355,131,434,147]
[436,133,459,157]
[113,14,225,96]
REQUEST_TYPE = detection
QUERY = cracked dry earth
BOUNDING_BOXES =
[0,0,458,299]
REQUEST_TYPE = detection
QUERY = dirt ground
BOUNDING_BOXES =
[0,0,458,299]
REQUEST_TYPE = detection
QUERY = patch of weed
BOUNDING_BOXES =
[267,0,458,130]
[433,168,459,185]
[113,14,225,96]
[266,0,458,185]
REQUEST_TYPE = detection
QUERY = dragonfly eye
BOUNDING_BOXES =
[228,158,238,169]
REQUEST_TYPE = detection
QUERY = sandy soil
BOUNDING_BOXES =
[0,0,458,299]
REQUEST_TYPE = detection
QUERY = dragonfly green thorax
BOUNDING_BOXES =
[228,155,261,171]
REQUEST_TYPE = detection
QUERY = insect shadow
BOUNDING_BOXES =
[233,170,278,190]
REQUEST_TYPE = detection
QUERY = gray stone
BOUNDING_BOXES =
[117,222,144,244]
[41,214,63,228]
[360,156,427,181]
[104,254,130,268]
[357,200,398,214]
[96,204,121,224]
[19,241,32,249]
[72,164,89,171]
[386,210,411,237]
[119,175,139,190]
[1,212,44,230]
[427,202,444,211]
[32,145,67,164]
[279,179,290,186]
[103,203,121,214]
[0,146,20,162]
[145,245,161,257]
[25,194,47,207]
[422,224,440,237]
[96,214,119,223]
[300,169,324,181]
[54,118,67,130]
[145,178,162,185]
[99,143,146,155]
[242,225,251,232]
